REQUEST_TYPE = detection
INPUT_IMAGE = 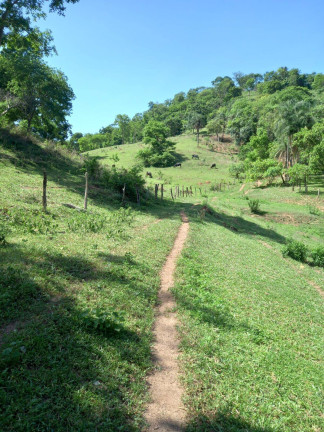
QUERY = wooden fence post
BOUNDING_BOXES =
[42,170,47,212]
[171,188,174,200]
[136,186,140,206]
[122,183,126,204]
[155,184,159,199]
[161,184,164,200]
[84,172,88,210]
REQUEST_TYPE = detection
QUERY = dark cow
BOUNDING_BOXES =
[173,163,182,168]
[210,163,216,168]
[146,171,152,178]
[192,154,199,159]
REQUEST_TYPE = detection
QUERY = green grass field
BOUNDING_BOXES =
[1,132,323,431]
[86,134,236,189]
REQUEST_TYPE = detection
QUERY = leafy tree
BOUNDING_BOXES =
[0,51,74,139]
[287,163,311,191]
[274,99,313,167]
[68,132,83,151]
[309,141,324,173]
[130,113,144,143]
[227,98,257,145]
[0,0,79,48]
[187,111,206,145]
[114,114,131,144]
[78,133,109,152]
[207,106,228,141]
[212,76,241,105]
[312,74,324,91]
[137,120,176,167]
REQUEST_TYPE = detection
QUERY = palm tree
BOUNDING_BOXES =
[275,100,313,168]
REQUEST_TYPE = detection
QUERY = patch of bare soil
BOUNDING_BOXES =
[262,212,316,225]
[137,219,162,232]
[239,183,246,192]
[145,212,189,432]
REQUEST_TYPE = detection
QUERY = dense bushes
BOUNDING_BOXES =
[282,239,307,262]
[282,239,324,267]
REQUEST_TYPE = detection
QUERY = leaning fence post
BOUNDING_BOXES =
[171,188,174,200]
[84,172,89,210]
[42,170,47,212]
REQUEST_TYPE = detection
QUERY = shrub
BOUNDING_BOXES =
[308,205,321,216]
[103,166,145,201]
[282,238,308,262]
[248,198,260,213]
[82,155,101,178]
[311,246,324,267]
[0,216,10,245]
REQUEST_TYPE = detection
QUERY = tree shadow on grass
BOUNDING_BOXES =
[0,243,155,431]
[174,291,269,345]
[185,411,275,432]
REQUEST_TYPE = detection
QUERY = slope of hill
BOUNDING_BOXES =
[1,131,323,431]
[87,134,236,188]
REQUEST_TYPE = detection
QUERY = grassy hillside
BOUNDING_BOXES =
[1,131,323,431]
[0,132,186,431]
[86,134,236,189]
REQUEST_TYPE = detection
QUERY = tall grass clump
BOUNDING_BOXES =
[248,198,260,213]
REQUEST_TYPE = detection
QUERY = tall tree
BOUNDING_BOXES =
[187,111,206,145]
[0,0,79,48]
[114,114,131,144]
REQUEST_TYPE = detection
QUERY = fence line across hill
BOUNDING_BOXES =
[38,172,321,212]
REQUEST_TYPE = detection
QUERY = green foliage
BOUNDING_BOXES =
[311,247,324,267]
[0,211,11,245]
[8,209,58,234]
[287,163,310,185]
[0,341,26,367]
[229,162,245,179]
[82,155,101,178]
[103,166,145,199]
[78,133,110,152]
[247,158,282,182]
[309,141,324,173]
[282,238,307,262]
[308,205,321,216]
[137,120,176,167]
[248,198,260,213]
[67,212,107,233]
[80,307,126,334]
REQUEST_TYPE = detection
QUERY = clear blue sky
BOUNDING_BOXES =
[40,0,324,135]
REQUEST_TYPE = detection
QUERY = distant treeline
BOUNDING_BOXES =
[72,66,324,184]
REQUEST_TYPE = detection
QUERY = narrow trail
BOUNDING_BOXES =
[145,212,189,432]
